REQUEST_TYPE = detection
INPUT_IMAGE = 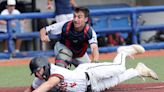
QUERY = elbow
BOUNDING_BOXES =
[40,27,46,33]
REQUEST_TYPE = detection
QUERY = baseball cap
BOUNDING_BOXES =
[7,0,16,5]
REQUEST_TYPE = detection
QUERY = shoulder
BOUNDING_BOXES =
[86,26,96,36]
[13,9,21,14]
[62,21,72,31]
[1,9,8,15]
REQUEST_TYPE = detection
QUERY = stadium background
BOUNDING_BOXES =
[0,0,164,92]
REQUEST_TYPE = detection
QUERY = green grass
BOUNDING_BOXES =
[0,56,163,87]
[0,65,33,87]
[123,56,164,84]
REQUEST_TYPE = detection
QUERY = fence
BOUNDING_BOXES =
[0,5,164,59]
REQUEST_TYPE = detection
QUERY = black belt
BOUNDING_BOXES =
[85,72,91,92]
[85,72,90,81]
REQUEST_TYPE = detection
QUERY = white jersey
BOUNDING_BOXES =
[32,64,88,92]
[0,9,21,33]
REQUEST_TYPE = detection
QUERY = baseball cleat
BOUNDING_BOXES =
[117,44,145,55]
[135,62,158,80]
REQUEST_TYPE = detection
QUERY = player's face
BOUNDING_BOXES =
[7,5,15,13]
[73,11,88,31]
[35,68,44,80]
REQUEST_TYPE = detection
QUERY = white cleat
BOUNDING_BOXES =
[117,44,145,55]
[135,62,158,80]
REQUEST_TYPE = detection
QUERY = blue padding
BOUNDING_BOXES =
[0,12,55,20]
[86,4,130,10]
[12,32,39,39]
[92,16,108,29]
[142,42,164,50]
[13,50,54,58]
[95,27,132,34]
[87,42,164,53]
[0,33,9,40]
[88,4,131,39]
[0,53,10,59]
[110,17,130,28]
[139,25,164,31]
[87,46,119,53]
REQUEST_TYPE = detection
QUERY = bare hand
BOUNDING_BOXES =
[41,34,50,42]
[40,28,50,42]
[47,0,53,10]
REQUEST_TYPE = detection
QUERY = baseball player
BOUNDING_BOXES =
[40,7,99,68]
[24,44,158,92]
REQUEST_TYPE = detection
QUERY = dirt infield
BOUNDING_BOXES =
[0,82,164,92]
[0,49,164,92]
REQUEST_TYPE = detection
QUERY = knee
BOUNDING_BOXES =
[55,59,69,68]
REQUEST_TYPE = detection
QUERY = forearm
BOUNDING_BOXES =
[40,28,47,37]
[32,77,60,92]
[32,82,54,92]
[91,44,99,62]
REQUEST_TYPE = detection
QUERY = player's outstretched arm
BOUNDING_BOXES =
[33,76,60,92]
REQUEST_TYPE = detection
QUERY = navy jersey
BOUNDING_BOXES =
[60,21,93,58]
[55,0,73,15]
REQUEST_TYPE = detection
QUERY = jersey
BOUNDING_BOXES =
[32,64,87,92]
[0,9,21,33]
[45,21,98,58]
[60,21,97,58]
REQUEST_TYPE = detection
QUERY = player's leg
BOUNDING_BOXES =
[54,42,73,68]
[113,44,145,67]
[135,62,158,80]
[75,53,91,63]
[117,44,145,55]
[117,62,158,84]
[92,63,158,92]
[91,68,139,92]
[112,51,128,68]
[15,39,22,52]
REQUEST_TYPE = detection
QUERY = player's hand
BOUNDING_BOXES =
[47,4,53,10]
[58,83,67,92]
[41,34,50,42]
[47,0,53,10]
[40,28,50,42]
